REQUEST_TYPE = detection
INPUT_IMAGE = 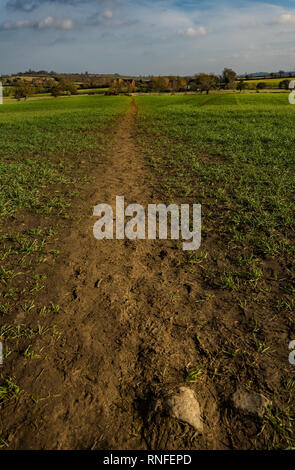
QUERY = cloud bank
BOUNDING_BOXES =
[0,1,295,75]
[2,15,73,30]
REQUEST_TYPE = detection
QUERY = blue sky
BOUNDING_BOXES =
[0,0,295,74]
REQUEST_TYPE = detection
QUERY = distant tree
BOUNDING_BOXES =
[14,81,35,100]
[108,79,124,94]
[50,85,63,97]
[152,76,170,92]
[31,79,47,94]
[3,87,13,97]
[127,79,136,93]
[279,79,291,90]
[256,82,266,90]
[237,79,247,92]
[50,78,77,97]
[116,78,125,93]
[177,77,187,91]
[222,68,237,89]
[109,79,117,94]
[187,80,198,92]
[278,70,285,78]
[0,76,8,86]
[195,73,218,94]
[60,78,78,95]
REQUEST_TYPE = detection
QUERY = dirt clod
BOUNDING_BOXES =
[232,387,270,418]
[158,387,203,433]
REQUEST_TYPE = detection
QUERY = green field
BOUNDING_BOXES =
[0,95,128,323]
[0,96,128,217]
[1,92,295,449]
[77,88,108,94]
[135,93,295,449]
[136,93,294,257]
[242,78,291,89]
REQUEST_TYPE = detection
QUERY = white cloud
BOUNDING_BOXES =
[178,26,207,38]
[103,10,113,19]
[38,16,53,28]
[3,20,31,29]
[38,16,73,30]
[273,14,295,25]
[2,16,74,31]
[59,19,73,30]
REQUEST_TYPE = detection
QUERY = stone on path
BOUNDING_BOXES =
[232,386,270,418]
[158,386,203,433]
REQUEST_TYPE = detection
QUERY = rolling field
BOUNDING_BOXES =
[136,93,294,257]
[78,88,108,95]
[0,92,294,449]
[135,93,295,448]
[0,95,129,448]
[242,78,288,89]
[0,96,128,217]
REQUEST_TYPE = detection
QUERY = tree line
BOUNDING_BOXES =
[1,68,293,100]
[2,76,79,100]
[107,69,237,95]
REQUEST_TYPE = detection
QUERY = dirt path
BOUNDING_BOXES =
[3,99,225,450]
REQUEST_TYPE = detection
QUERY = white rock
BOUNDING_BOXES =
[161,386,203,433]
[232,387,270,418]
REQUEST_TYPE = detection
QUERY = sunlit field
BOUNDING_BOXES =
[1,92,294,449]
[136,93,294,257]
[0,95,129,409]
[0,96,129,217]
[135,93,295,449]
